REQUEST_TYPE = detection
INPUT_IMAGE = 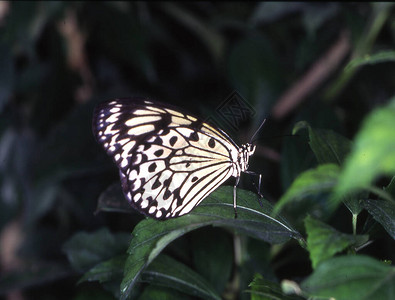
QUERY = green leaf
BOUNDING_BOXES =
[304,216,369,268]
[293,122,362,214]
[273,164,340,216]
[63,228,130,272]
[386,176,395,196]
[138,286,190,300]
[191,229,233,293]
[308,128,351,165]
[79,255,126,284]
[281,129,316,191]
[293,121,352,165]
[95,182,134,214]
[361,178,395,239]
[301,255,395,300]
[362,199,395,239]
[336,99,395,196]
[246,273,304,300]
[120,186,300,300]
[82,255,200,299]
[141,255,221,300]
[344,50,395,72]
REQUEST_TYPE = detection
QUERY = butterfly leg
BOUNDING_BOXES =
[245,170,264,207]
[233,176,240,218]
[258,173,263,197]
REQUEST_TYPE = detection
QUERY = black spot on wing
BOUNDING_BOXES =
[141,153,148,164]
[163,178,171,187]
[189,131,199,142]
[169,136,177,146]
[152,178,161,189]
[154,149,164,157]
[208,138,215,148]
[154,137,163,145]
[148,162,157,173]
[173,188,181,205]
[164,189,171,200]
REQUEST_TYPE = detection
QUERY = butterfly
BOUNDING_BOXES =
[92,97,264,220]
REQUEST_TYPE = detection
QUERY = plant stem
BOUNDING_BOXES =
[352,213,358,236]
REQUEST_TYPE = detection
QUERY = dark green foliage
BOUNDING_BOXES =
[0,2,394,300]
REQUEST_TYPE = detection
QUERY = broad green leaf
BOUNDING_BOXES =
[304,216,369,268]
[138,286,191,300]
[120,187,300,300]
[293,122,361,214]
[63,228,130,272]
[96,182,134,214]
[239,239,275,298]
[79,255,126,284]
[141,255,221,300]
[191,229,233,293]
[361,178,395,239]
[246,273,304,300]
[336,99,395,196]
[362,199,395,239]
[281,129,315,191]
[344,50,395,72]
[282,101,343,191]
[386,176,395,196]
[273,164,340,216]
[293,121,352,165]
[301,255,395,300]
[82,255,206,300]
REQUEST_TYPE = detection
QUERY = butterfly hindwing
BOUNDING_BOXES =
[93,98,240,219]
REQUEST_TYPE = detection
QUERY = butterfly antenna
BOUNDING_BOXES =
[249,118,266,144]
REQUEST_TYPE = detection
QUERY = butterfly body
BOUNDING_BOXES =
[93,98,256,219]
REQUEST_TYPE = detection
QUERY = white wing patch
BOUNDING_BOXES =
[127,124,155,136]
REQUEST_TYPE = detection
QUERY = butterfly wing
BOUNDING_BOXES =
[93,98,240,219]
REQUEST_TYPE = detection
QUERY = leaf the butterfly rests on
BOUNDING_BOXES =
[92,97,257,220]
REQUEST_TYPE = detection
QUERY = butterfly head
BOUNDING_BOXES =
[238,118,266,173]
[236,118,266,173]
[247,143,256,155]
[238,143,256,172]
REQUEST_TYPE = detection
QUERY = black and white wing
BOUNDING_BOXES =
[92,98,241,219]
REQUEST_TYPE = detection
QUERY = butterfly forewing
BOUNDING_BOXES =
[93,98,242,219]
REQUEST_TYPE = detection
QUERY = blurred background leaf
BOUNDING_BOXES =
[0,2,394,300]
[301,255,395,300]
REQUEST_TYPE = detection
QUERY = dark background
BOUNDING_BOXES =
[0,2,394,299]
